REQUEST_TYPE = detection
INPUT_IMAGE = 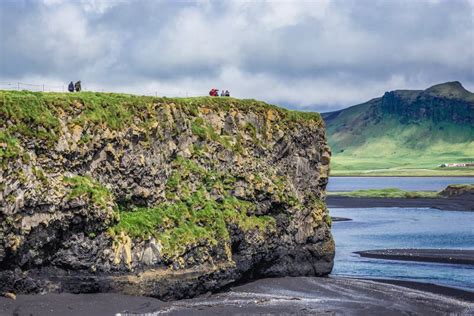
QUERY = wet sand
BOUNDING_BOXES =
[327,196,474,211]
[356,249,474,265]
[1,277,472,315]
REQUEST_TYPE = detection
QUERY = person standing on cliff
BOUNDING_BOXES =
[74,81,81,92]
[68,81,74,92]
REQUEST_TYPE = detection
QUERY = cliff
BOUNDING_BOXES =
[0,91,333,299]
[379,81,474,125]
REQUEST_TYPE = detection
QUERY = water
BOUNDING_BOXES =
[328,176,474,192]
[330,207,474,291]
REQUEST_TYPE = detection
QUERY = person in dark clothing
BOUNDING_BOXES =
[68,81,74,92]
[225,90,230,97]
[74,81,81,92]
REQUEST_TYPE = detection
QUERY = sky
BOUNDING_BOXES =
[1,0,473,112]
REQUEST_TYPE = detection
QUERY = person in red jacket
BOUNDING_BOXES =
[209,88,219,96]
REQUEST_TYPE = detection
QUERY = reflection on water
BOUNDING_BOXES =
[330,207,474,291]
[328,176,474,192]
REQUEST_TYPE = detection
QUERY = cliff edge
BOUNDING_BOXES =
[0,91,333,299]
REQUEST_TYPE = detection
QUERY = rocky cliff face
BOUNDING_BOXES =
[380,82,474,125]
[0,91,333,299]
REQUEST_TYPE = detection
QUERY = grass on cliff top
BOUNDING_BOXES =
[328,188,439,198]
[0,90,322,146]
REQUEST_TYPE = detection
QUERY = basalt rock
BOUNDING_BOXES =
[0,91,333,299]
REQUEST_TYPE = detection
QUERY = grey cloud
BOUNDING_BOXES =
[0,0,472,109]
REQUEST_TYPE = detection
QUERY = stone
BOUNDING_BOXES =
[3,292,16,300]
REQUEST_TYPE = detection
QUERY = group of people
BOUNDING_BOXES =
[68,81,82,92]
[209,88,230,97]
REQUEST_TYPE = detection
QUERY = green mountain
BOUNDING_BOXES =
[322,81,474,176]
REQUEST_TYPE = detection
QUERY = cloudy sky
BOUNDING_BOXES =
[1,0,473,112]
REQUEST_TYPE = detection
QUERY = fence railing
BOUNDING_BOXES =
[0,82,66,92]
[0,81,206,98]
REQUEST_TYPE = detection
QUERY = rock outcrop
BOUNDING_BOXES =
[380,81,474,125]
[439,184,474,200]
[0,91,333,299]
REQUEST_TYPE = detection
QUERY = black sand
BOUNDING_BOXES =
[331,216,352,222]
[1,277,472,315]
[356,249,474,265]
[327,196,474,211]
[365,278,474,302]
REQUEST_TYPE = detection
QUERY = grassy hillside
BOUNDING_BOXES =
[324,82,474,176]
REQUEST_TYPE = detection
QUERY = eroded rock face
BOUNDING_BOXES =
[0,92,333,299]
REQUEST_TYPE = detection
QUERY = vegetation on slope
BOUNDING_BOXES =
[0,88,322,261]
[323,82,474,176]
[1,89,333,281]
[108,156,285,258]
[0,90,322,165]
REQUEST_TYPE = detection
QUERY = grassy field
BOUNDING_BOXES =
[330,156,474,176]
[328,188,439,198]
[327,118,474,176]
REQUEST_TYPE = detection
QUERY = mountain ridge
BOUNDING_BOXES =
[322,81,474,176]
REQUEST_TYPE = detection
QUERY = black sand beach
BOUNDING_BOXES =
[331,216,352,222]
[327,196,474,211]
[1,277,472,316]
[356,249,474,265]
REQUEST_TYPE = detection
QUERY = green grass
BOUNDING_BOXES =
[328,117,474,176]
[0,131,20,164]
[328,188,440,198]
[64,175,114,208]
[110,156,279,258]
[111,189,275,259]
[0,90,322,151]
[324,92,474,177]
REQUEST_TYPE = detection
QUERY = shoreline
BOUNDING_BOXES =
[330,175,474,177]
[355,249,474,265]
[1,276,471,315]
[362,278,474,302]
[326,196,474,211]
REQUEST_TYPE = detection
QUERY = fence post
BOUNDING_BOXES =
[42,84,45,92]
[17,82,20,90]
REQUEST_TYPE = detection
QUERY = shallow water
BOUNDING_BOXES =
[327,176,474,192]
[330,207,474,291]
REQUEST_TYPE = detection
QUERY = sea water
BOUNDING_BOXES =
[330,207,474,291]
